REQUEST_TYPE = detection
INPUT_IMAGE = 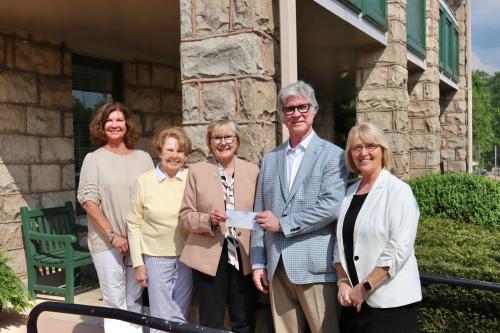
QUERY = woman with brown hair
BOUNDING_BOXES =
[77,102,154,332]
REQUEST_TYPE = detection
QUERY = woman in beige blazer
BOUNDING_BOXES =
[180,119,259,332]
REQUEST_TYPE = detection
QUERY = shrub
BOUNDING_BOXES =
[416,218,499,332]
[407,173,500,226]
[0,251,32,312]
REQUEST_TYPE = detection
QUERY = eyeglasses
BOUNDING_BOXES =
[211,135,236,144]
[351,144,380,153]
[282,103,311,116]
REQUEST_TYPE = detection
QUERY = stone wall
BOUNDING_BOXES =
[407,0,442,177]
[179,0,278,164]
[440,0,469,172]
[0,32,181,276]
[0,32,73,276]
[124,60,182,158]
[355,1,410,177]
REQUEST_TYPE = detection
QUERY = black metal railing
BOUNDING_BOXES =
[420,272,500,292]
[28,301,233,333]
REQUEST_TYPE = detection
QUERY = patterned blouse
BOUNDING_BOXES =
[217,162,240,271]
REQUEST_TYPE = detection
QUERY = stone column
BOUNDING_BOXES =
[179,0,278,164]
[355,1,410,177]
[439,0,469,172]
[407,0,442,177]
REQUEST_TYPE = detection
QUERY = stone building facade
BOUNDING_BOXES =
[0,0,471,278]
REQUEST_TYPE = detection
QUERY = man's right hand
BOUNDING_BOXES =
[252,268,269,294]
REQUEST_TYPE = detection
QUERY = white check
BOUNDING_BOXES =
[226,211,257,230]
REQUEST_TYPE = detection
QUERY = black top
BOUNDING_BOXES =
[342,193,368,286]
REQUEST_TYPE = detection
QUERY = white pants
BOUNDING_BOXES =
[92,248,143,333]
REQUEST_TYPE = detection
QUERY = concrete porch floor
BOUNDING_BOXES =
[0,287,104,333]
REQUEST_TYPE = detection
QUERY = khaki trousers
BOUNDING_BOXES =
[269,260,340,333]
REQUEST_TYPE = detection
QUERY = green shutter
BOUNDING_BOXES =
[363,0,387,31]
[407,0,426,58]
[438,5,459,82]
[339,0,363,12]
[439,7,445,70]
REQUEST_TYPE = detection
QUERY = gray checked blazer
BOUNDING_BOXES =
[250,133,348,284]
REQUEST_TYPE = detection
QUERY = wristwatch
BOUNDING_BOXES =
[362,280,373,292]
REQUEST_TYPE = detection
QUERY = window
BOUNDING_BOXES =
[72,55,123,215]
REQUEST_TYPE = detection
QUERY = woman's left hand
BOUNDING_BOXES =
[349,283,368,313]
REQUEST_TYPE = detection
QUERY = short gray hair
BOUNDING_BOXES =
[278,81,319,115]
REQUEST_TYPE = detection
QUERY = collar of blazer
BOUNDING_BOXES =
[206,155,248,211]
[275,133,324,204]
[341,168,391,243]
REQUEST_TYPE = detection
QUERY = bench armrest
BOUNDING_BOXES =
[27,231,78,244]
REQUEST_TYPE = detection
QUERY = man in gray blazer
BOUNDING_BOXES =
[251,81,348,333]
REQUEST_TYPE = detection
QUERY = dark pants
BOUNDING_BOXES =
[340,301,419,333]
[192,240,256,333]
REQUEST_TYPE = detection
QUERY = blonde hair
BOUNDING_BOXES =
[206,119,241,155]
[345,122,393,173]
[153,127,192,156]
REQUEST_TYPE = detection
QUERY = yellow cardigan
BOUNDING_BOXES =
[127,168,189,268]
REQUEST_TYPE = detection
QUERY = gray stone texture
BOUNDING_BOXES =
[202,81,236,121]
[238,79,276,121]
[125,88,162,113]
[232,0,274,33]
[181,33,274,79]
[0,104,26,133]
[162,93,182,114]
[0,135,40,164]
[31,164,61,192]
[124,62,137,86]
[152,65,176,90]
[0,222,23,250]
[182,84,200,122]
[64,112,73,137]
[0,71,38,103]
[26,107,61,136]
[39,77,72,109]
[62,164,75,190]
[180,0,193,38]
[0,164,29,193]
[15,40,62,75]
[1,193,39,221]
[137,63,151,87]
[194,0,230,36]
[41,138,74,163]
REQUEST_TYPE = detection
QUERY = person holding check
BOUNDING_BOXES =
[179,119,259,332]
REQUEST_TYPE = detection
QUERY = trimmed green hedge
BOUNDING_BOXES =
[407,173,500,226]
[416,218,499,332]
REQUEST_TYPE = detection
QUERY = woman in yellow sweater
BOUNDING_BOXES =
[127,127,192,330]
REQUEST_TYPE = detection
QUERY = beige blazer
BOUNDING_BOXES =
[179,157,259,276]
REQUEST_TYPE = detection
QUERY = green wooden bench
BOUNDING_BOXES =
[20,201,93,303]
